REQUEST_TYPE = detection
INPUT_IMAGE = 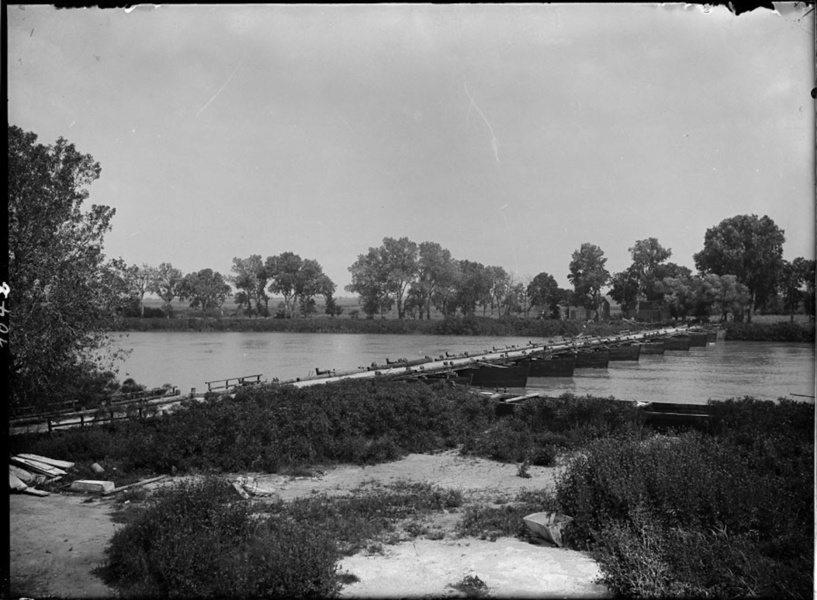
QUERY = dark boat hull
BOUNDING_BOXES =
[460,363,530,389]
[688,332,708,347]
[664,336,692,351]
[639,341,665,355]
[575,349,610,369]
[607,344,641,361]
[526,355,576,378]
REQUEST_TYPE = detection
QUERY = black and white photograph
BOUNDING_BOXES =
[7,3,815,598]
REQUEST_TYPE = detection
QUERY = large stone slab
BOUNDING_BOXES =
[69,480,115,494]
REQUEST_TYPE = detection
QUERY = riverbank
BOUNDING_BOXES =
[9,451,609,599]
[8,384,814,598]
[110,314,815,342]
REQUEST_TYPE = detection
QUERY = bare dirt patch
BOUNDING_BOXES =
[9,450,609,598]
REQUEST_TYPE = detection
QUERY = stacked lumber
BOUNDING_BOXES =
[8,453,75,497]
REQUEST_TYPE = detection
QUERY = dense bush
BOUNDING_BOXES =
[554,407,814,599]
[461,395,642,465]
[103,476,341,598]
[13,380,499,476]
[724,321,815,342]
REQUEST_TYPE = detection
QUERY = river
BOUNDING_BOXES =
[110,332,815,405]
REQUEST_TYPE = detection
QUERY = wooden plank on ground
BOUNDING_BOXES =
[9,471,27,491]
[16,454,75,469]
[11,456,67,477]
[103,474,170,496]
[9,464,35,483]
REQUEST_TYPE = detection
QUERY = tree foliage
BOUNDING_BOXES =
[379,237,419,319]
[8,125,124,409]
[266,252,302,318]
[568,243,610,321]
[150,262,184,317]
[413,241,458,320]
[527,272,560,319]
[693,214,785,322]
[780,257,815,322]
[230,255,269,317]
[179,269,232,314]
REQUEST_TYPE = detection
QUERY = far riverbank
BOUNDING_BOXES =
[109,315,814,342]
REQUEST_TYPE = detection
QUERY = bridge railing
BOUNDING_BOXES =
[204,374,264,393]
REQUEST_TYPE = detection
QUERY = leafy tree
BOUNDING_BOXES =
[692,274,750,321]
[628,238,672,312]
[346,246,394,319]
[179,269,231,315]
[656,274,696,320]
[452,260,492,316]
[608,267,640,315]
[527,272,560,319]
[485,265,511,317]
[413,242,458,320]
[266,252,303,318]
[567,243,610,321]
[231,255,270,317]
[780,257,814,322]
[693,214,785,322]
[131,263,157,317]
[151,262,184,317]
[295,259,333,318]
[105,258,142,317]
[380,237,419,319]
[802,259,816,320]
[504,281,527,317]
[8,125,124,409]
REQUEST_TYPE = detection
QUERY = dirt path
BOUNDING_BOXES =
[9,450,609,598]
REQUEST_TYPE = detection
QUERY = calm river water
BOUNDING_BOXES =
[110,332,815,405]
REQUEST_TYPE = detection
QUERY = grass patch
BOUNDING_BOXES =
[456,489,561,541]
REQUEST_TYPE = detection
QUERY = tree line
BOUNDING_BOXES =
[109,223,815,327]
[110,252,339,320]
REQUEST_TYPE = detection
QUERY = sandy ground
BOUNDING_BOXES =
[9,449,609,598]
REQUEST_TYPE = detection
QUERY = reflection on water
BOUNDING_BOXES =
[112,332,815,405]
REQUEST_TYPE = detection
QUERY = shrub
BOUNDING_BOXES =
[103,476,341,598]
[460,394,641,465]
[554,410,814,599]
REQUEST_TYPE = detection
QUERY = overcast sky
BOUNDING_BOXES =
[7,3,814,292]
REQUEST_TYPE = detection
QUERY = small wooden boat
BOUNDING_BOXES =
[607,344,641,361]
[639,401,712,429]
[575,348,610,369]
[459,362,530,389]
[525,354,576,378]
[639,340,665,355]
[664,335,692,351]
